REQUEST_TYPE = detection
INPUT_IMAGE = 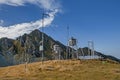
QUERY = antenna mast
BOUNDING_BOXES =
[41,11,45,62]
[66,26,69,59]
[40,10,50,62]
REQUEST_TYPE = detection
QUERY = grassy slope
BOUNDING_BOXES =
[0,59,120,80]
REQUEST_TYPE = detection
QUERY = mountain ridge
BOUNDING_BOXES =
[0,29,119,67]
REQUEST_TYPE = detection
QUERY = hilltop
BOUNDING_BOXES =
[0,59,120,80]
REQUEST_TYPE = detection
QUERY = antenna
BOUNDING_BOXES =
[66,26,69,59]
[41,11,44,62]
[40,10,50,62]
[24,36,28,73]
[20,36,23,64]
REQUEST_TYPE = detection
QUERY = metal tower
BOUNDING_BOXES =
[88,41,94,59]
[68,37,78,59]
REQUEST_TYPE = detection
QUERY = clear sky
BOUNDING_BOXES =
[0,0,120,59]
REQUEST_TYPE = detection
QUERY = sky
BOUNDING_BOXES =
[0,0,120,59]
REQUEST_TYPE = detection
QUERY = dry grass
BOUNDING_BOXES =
[0,59,120,80]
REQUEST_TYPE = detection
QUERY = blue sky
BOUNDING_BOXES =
[0,0,120,58]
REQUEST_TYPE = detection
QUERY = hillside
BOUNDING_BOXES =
[0,29,120,67]
[0,59,120,80]
[0,29,67,66]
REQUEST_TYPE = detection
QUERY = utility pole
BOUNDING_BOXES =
[40,10,50,62]
[24,37,28,73]
[41,12,44,62]
[66,26,69,59]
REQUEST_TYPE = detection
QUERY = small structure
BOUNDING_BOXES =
[39,45,43,52]
[39,41,44,61]
[68,37,78,59]
[69,37,77,46]
[53,44,62,60]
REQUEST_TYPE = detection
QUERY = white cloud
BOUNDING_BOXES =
[0,0,61,39]
[0,10,58,39]
[0,0,61,10]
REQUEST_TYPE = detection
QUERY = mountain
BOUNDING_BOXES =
[0,29,67,66]
[78,47,120,63]
[0,29,119,67]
